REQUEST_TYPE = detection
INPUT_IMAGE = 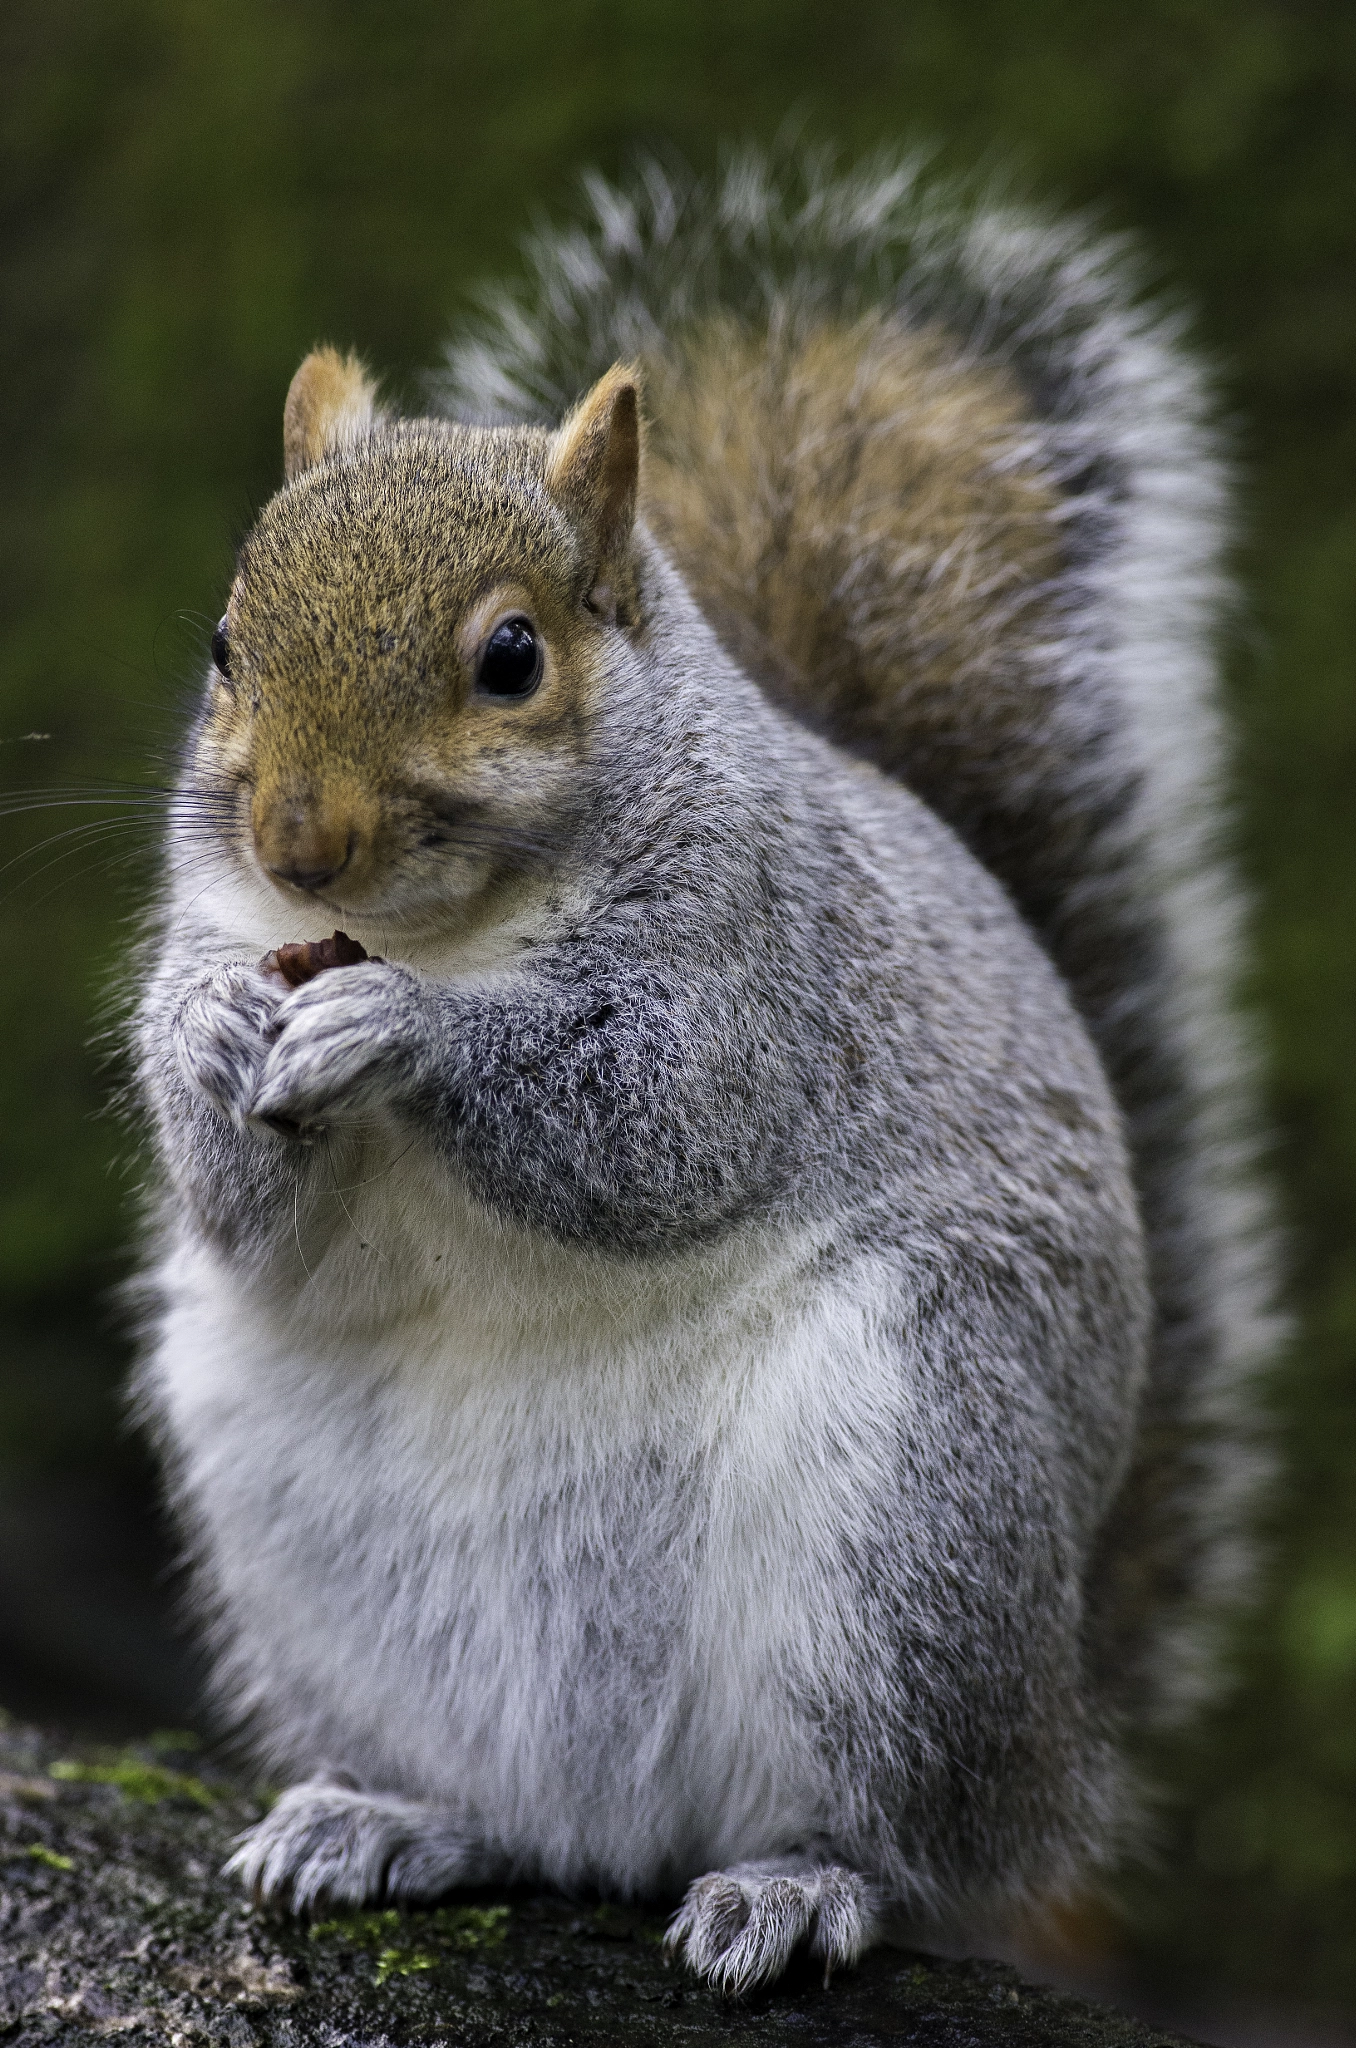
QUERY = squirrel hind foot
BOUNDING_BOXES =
[664,1858,879,1995]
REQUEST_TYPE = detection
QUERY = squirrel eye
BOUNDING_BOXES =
[210,617,232,681]
[477,616,542,699]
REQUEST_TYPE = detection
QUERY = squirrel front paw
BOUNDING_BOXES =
[665,1859,878,1994]
[246,961,427,1136]
[227,1780,489,1912]
[172,962,285,1127]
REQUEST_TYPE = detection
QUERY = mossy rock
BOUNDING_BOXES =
[0,1714,1201,2046]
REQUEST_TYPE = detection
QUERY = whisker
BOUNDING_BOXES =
[323,1134,385,1257]
[0,817,155,881]
[2,842,162,911]
[293,1182,317,1288]
[0,795,170,819]
[0,774,176,792]
[0,795,231,907]
[421,825,561,866]
[168,869,253,940]
[1,854,155,914]
[325,1134,421,1194]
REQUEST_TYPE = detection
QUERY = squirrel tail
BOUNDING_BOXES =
[438,149,1279,1726]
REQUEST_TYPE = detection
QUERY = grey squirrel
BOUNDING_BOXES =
[130,153,1271,1992]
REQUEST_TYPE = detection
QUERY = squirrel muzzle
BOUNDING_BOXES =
[252,781,378,900]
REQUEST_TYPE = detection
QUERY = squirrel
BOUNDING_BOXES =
[130,153,1272,1992]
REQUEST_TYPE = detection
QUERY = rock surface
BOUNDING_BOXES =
[0,1716,1202,2046]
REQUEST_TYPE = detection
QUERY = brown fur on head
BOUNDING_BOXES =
[200,354,643,930]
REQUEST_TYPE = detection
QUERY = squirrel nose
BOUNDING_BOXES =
[268,850,349,893]
[254,800,358,895]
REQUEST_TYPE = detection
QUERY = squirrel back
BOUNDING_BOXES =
[439,151,1276,1725]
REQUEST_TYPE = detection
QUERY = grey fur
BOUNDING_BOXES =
[440,149,1279,1714]
[127,152,1271,1993]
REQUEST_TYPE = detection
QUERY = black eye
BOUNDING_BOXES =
[477,616,542,699]
[210,616,232,680]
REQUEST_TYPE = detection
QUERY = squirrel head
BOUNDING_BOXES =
[197,347,643,929]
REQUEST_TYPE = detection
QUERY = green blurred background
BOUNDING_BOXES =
[3,0,1355,2036]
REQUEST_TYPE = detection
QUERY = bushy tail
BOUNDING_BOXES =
[438,149,1277,1723]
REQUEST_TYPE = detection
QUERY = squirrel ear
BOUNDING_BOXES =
[547,364,643,615]
[283,347,378,480]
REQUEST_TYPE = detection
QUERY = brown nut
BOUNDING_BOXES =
[259,929,377,987]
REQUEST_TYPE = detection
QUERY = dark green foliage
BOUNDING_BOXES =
[2,0,1354,2022]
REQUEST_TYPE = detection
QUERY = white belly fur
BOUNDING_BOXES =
[147,1129,909,1893]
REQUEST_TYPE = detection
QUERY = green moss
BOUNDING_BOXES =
[49,1756,217,1808]
[310,1903,510,1953]
[25,1844,73,1870]
[430,1903,511,1949]
[147,1729,202,1755]
[310,1900,511,1985]
[309,1906,404,1946]
[373,1945,437,1984]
